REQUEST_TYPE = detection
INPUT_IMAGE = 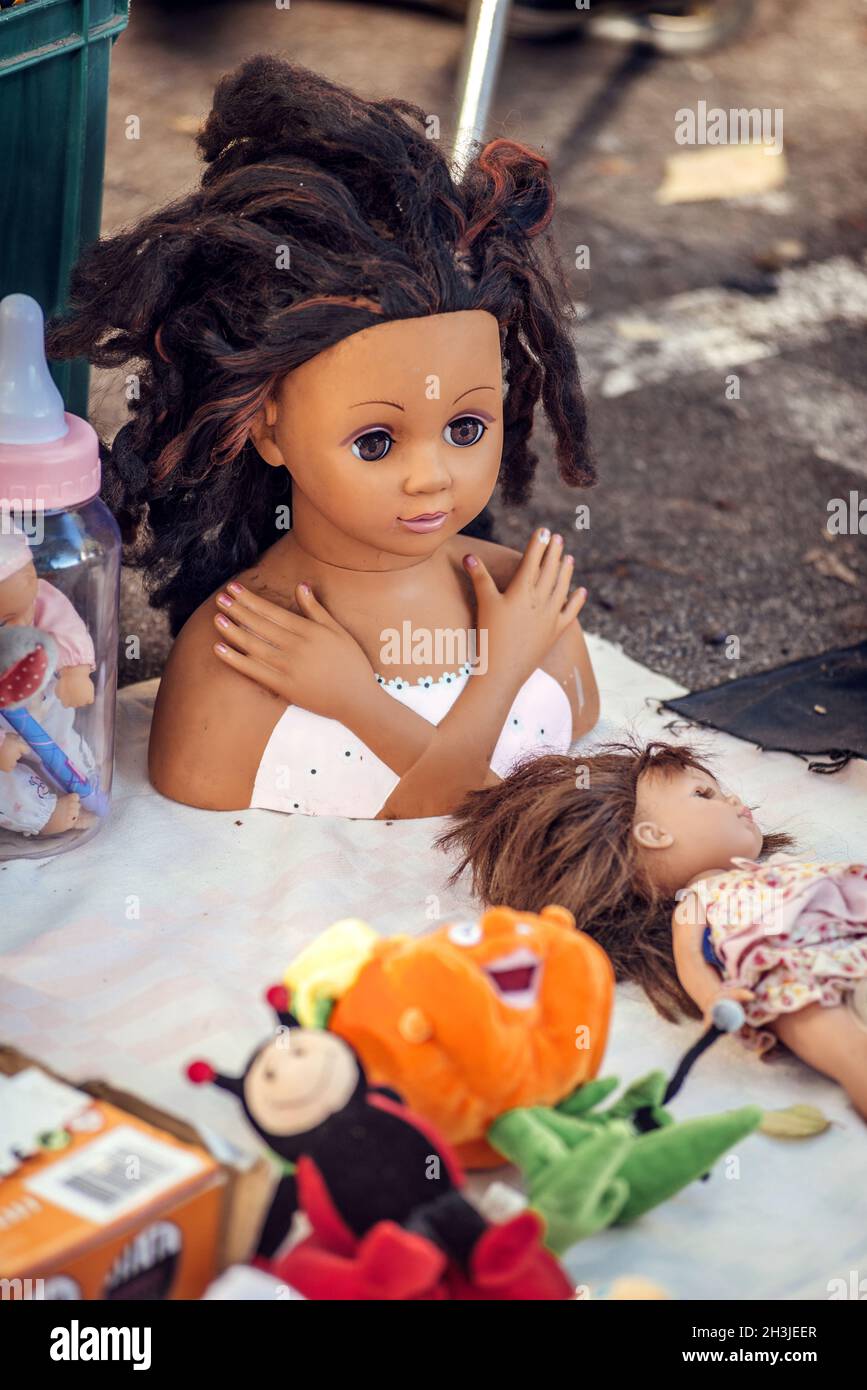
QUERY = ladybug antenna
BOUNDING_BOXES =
[186,1060,244,1098]
[265,983,300,1031]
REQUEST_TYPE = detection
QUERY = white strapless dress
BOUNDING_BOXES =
[251,666,573,818]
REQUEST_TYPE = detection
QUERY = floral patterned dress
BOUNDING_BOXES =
[692,853,867,1054]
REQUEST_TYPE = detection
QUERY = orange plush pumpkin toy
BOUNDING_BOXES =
[286,905,614,1168]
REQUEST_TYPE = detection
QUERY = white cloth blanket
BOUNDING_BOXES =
[1,633,866,1300]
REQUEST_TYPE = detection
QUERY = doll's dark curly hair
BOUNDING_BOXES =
[47,56,593,634]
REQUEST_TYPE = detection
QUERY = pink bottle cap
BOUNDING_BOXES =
[0,295,100,511]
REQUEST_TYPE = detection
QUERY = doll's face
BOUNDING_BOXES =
[633,764,764,892]
[244,1029,359,1138]
[253,310,504,564]
[0,561,38,628]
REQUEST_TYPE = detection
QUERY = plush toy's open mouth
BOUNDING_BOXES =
[483,949,542,1010]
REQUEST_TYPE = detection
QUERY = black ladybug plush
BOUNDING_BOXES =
[187,986,572,1300]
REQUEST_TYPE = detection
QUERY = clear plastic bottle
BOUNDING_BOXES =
[0,294,120,860]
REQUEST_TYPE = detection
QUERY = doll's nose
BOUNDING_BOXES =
[403,446,452,495]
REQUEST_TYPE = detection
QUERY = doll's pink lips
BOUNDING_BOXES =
[483,949,542,1010]
[398,511,450,533]
[739,808,755,822]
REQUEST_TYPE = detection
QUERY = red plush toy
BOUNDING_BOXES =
[187,986,573,1301]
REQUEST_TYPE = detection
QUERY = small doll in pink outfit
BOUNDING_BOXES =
[0,529,96,835]
[442,740,867,1120]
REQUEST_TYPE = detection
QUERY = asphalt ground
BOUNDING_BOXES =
[85,0,867,690]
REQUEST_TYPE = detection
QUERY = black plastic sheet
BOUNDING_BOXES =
[663,640,867,773]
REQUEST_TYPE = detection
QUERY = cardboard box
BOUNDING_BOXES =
[0,1048,273,1301]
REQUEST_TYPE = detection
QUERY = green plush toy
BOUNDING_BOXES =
[489,1072,762,1255]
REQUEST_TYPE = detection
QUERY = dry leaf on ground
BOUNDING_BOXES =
[759,1104,831,1139]
[803,547,859,586]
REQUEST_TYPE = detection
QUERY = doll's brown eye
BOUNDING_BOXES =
[443,416,485,448]
[352,429,392,462]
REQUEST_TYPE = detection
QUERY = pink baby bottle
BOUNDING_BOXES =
[0,294,120,860]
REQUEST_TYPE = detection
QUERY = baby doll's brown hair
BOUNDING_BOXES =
[47,56,593,633]
[438,741,793,1021]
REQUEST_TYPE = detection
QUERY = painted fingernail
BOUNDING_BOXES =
[215,642,229,655]
[578,586,587,598]
[227,581,244,595]
[215,614,230,629]
[553,533,563,545]
[216,593,233,608]
[299,583,311,595]
[564,554,574,566]
[538,528,551,544]
[464,554,479,569]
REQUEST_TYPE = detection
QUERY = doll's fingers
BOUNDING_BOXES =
[550,552,574,609]
[463,552,499,603]
[216,594,307,646]
[536,532,564,594]
[220,584,307,637]
[515,527,553,586]
[295,583,341,631]
[559,585,588,627]
[213,643,292,700]
[213,611,300,669]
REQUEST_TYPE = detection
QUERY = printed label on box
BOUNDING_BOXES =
[24,1125,207,1226]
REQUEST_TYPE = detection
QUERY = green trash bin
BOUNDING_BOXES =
[0,0,130,418]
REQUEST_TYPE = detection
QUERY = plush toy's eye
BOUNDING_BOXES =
[447,921,483,947]
[516,922,534,936]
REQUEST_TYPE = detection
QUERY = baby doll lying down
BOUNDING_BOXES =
[440,741,867,1121]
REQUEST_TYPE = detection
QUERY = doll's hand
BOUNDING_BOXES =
[55,665,95,709]
[0,733,28,772]
[703,984,754,1030]
[213,582,375,723]
[463,528,586,687]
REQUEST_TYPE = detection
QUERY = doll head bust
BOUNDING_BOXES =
[441,740,793,1020]
[48,56,593,634]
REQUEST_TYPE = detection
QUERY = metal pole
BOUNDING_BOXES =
[451,0,512,178]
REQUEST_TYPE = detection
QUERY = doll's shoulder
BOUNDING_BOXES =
[148,586,285,810]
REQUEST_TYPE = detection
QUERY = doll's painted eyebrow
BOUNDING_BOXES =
[453,385,496,403]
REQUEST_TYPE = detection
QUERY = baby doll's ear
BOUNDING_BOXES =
[632,821,675,852]
[540,905,576,931]
[249,399,285,471]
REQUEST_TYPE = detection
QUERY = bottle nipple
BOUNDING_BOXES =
[0,294,69,445]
